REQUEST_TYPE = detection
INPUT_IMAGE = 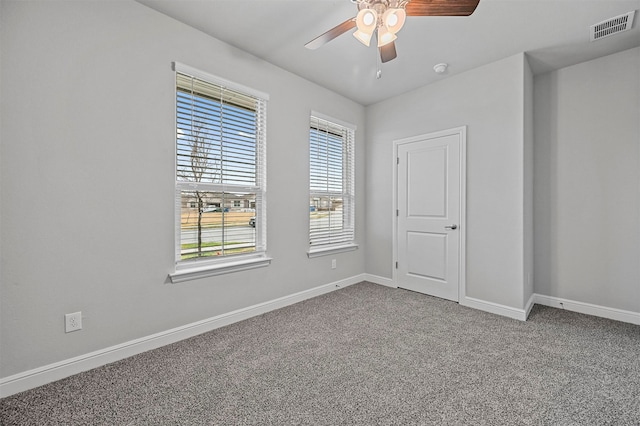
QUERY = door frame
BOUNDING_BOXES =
[392,126,467,301]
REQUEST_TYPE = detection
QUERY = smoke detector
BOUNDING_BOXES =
[590,11,635,41]
[433,63,448,74]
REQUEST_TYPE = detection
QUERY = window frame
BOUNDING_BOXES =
[307,111,358,258]
[170,62,270,283]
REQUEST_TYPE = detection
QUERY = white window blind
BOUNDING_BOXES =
[174,64,267,266]
[309,114,355,249]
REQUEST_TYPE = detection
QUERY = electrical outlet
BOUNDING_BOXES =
[331,259,337,269]
[65,312,82,333]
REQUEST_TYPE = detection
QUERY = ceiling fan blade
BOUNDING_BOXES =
[379,41,397,63]
[305,18,357,50]
[406,0,480,17]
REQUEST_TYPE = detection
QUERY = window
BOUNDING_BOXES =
[171,63,269,282]
[308,113,357,256]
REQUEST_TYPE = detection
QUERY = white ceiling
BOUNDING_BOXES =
[137,0,640,105]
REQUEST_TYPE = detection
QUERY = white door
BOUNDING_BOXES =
[395,128,464,302]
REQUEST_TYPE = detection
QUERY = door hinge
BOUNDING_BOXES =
[395,261,398,269]
[396,209,399,217]
[397,157,399,165]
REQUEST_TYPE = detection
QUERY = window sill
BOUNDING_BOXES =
[169,256,272,283]
[307,243,358,258]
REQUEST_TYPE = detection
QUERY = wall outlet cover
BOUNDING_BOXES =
[65,312,82,333]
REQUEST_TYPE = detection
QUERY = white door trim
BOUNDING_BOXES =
[392,126,467,301]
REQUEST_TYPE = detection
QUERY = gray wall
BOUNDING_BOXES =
[533,47,640,312]
[0,0,365,378]
[365,53,530,310]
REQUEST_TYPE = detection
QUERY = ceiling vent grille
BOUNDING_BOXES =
[590,11,636,41]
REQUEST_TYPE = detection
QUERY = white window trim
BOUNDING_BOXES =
[307,243,358,258]
[310,110,356,132]
[171,63,269,282]
[173,62,270,101]
[169,255,272,283]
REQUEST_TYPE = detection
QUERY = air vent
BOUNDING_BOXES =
[590,11,635,41]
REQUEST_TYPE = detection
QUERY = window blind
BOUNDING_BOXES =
[175,66,267,264]
[176,73,265,188]
[309,115,355,248]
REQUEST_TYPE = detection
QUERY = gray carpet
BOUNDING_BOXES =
[1,282,639,425]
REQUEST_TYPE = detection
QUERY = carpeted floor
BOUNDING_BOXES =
[1,282,639,425]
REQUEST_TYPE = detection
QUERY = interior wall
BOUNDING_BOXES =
[365,53,528,310]
[533,47,640,313]
[0,0,366,378]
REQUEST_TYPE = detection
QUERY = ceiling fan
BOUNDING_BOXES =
[305,0,480,63]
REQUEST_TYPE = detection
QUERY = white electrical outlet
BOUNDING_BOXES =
[65,312,82,333]
[331,259,337,269]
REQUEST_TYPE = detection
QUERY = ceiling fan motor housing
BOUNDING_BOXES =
[356,0,407,20]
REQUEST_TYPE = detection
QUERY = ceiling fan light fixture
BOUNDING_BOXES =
[306,0,481,65]
[383,8,406,34]
[353,29,374,46]
[377,26,397,47]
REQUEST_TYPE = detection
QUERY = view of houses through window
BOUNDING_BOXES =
[179,191,257,260]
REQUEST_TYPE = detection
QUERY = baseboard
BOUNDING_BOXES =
[533,294,640,326]
[0,275,365,398]
[367,275,527,321]
[524,292,536,319]
[363,273,397,288]
[460,296,528,321]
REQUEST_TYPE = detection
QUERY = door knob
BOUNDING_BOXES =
[445,224,458,230]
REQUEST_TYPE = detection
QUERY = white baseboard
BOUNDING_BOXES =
[363,273,397,288]
[367,275,528,321]
[0,275,365,398]
[533,294,640,326]
[8,279,634,398]
[460,296,528,321]
[524,292,536,319]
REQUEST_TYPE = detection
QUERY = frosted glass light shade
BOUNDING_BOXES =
[354,8,376,47]
[353,29,373,46]
[377,26,397,47]
[383,8,406,34]
[355,8,377,33]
